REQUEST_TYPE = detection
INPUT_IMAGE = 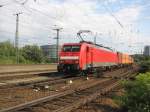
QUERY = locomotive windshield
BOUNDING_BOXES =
[63,45,80,52]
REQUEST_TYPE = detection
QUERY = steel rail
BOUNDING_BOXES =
[0,69,56,76]
[53,80,120,112]
[0,64,57,66]
[0,66,129,89]
[0,67,137,112]
[0,75,80,91]
[0,79,110,112]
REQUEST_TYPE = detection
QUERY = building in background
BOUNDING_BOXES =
[41,45,61,62]
[144,45,150,56]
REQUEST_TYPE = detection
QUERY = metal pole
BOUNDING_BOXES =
[14,13,22,64]
[56,29,59,63]
[94,32,97,44]
[53,28,62,63]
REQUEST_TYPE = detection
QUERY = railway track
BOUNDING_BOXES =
[0,64,57,81]
[0,69,56,80]
[0,64,58,89]
[0,66,134,89]
[0,66,138,112]
[0,78,113,112]
[0,72,62,89]
[0,64,56,75]
[0,66,134,90]
[0,74,82,110]
[0,74,77,90]
[73,86,122,112]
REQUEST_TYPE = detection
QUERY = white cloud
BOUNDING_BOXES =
[0,0,144,53]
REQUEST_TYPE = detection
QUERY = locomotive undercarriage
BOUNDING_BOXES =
[57,64,80,73]
[58,64,109,76]
[57,63,133,77]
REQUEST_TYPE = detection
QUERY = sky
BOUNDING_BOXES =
[0,0,150,54]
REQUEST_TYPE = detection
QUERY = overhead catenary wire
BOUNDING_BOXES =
[103,3,124,29]
[20,4,64,30]
[0,6,56,32]
[0,17,53,32]
[0,14,54,42]
[0,29,53,45]
[102,0,139,53]
[0,15,54,46]
[104,0,139,36]
[14,0,29,5]
[21,3,63,23]
[0,0,139,47]
[1,0,63,24]
[0,30,15,34]
[0,0,15,7]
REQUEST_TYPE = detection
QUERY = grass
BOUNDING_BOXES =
[0,56,39,64]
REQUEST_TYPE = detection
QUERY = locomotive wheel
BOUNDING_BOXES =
[79,71,88,77]
[94,69,103,78]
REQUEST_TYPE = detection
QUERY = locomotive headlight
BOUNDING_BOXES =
[75,60,79,63]
[60,60,64,63]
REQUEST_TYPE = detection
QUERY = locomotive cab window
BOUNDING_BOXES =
[72,46,80,52]
[63,46,72,52]
[63,45,80,52]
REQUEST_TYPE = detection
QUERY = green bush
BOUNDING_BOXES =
[21,45,44,63]
[0,41,17,64]
[133,54,150,72]
[120,72,150,112]
[0,41,16,57]
[0,41,46,64]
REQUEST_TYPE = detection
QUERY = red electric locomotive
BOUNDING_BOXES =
[57,30,133,75]
[57,41,119,74]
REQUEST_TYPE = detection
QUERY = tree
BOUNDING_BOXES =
[22,45,44,63]
[121,73,150,112]
[0,41,15,57]
[133,54,150,72]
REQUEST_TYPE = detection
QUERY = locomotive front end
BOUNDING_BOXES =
[57,44,81,73]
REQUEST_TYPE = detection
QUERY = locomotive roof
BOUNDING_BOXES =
[63,43,81,46]
[63,41,97,46]
[63,42,113,51]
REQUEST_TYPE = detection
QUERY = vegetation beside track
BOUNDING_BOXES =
[115,72,150,112]
[133,54,150,72]
[0,41,50,64]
